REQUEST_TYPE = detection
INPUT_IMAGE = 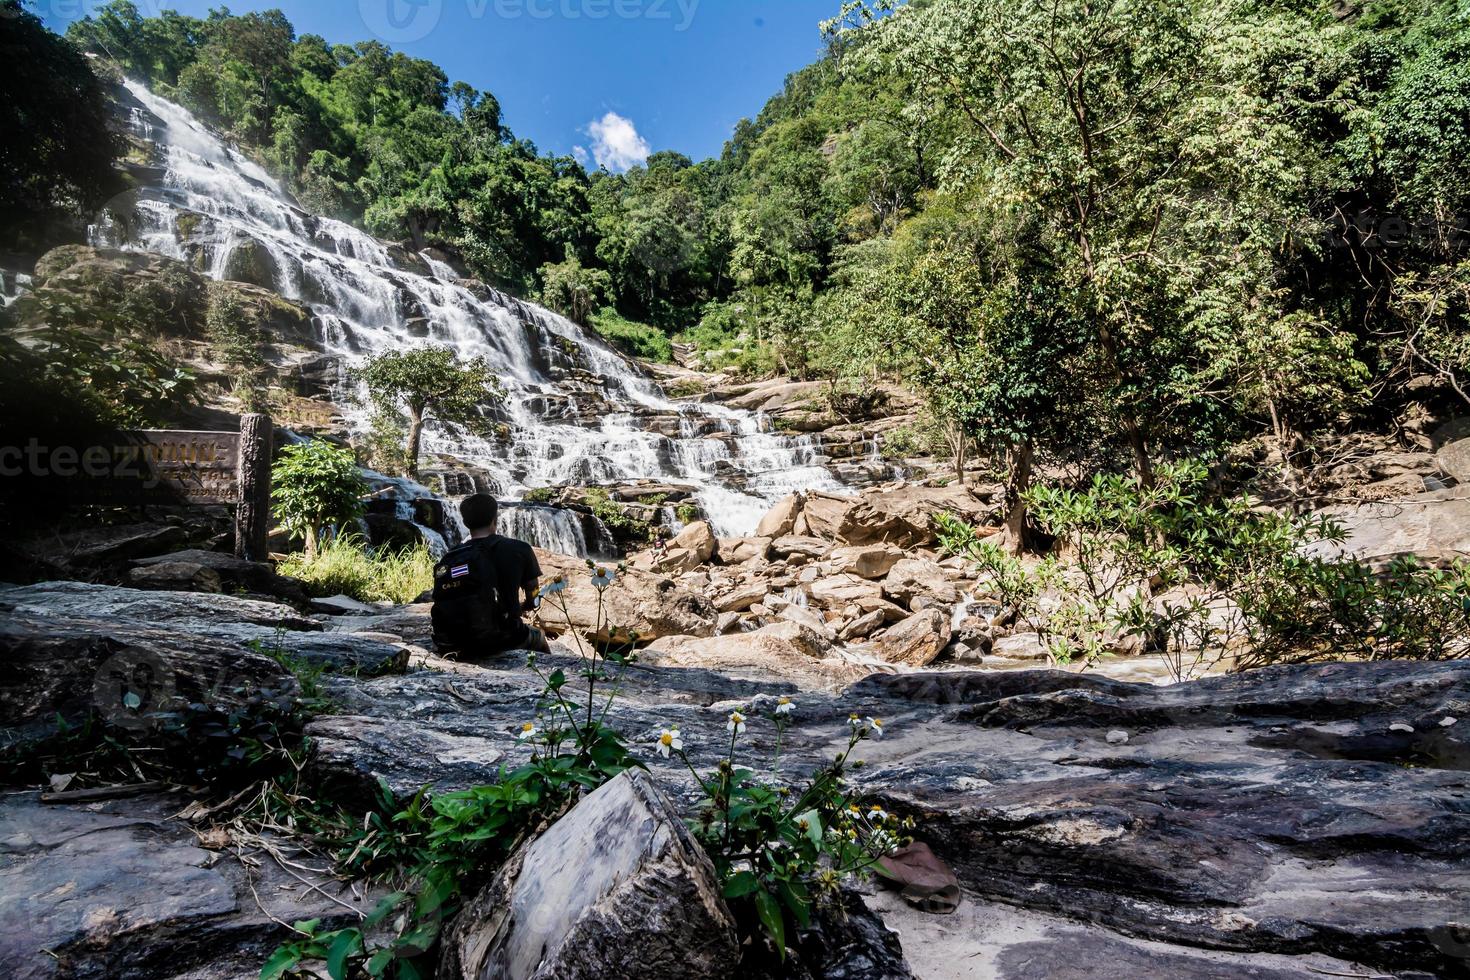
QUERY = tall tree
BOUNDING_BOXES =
[353,347,504,479]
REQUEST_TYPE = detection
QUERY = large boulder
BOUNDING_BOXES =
[802,485,991,548]
[0,581,318,632]
[829,543,905,580]
[808,573,884,611]
[533,551,717,641]
[1309,489,1470,563]
[882,559,960,609]
[0,606,296,749]
[640,623,860,688]
[440,770,738,980]
[1433,418,1470,482]
[871,609,952,667]
[132,549,309,604]
[771,536,833,562]
[755,494,802,538]
[0,793,377,980]
[671,520,719,563]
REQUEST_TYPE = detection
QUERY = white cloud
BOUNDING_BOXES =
[584,112,650,172]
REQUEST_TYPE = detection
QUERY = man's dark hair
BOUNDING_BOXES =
[460,493,499,532]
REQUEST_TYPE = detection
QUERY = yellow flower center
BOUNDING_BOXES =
[521,723,534,732]
[660,732,674,746]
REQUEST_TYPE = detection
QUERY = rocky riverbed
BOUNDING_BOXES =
[3,543,1469,978]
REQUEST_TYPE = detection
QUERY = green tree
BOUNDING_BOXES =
[538,246,615,325]
[353,347,504,479]
[271,440,367,557]
[2,1,124,256]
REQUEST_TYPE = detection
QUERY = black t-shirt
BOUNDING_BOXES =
[470,533,542,626]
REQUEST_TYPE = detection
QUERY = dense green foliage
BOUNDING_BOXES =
[271,439,368,555]
[35,0,1470,524]
[0,0,124,256]
[277,536,435,605]
[942,464,1470,678]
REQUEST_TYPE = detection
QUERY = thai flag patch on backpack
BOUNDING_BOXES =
[450,563,470,579]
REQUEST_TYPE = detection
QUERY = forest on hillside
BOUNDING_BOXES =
[6,0,1470,517]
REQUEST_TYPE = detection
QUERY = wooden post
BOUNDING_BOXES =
[235,413,273,561]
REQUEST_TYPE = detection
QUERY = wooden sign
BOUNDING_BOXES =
[95,429,242,504]
[18,414,274,561]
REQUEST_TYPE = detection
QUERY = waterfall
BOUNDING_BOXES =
[92,80,850,553]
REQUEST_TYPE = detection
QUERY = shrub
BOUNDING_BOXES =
[671,707,908,963]
[588,307,674,362]
[1024,460,1470,676]
[583,486,654,541]
[271,440,368,556]
[205,284,266,410]
[277,536,435,605]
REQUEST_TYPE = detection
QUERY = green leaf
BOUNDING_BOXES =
[326,929,362,980]
[364,891,410,928]
[722,869,761,899]
[259,947,301,980]
[754,887,786,960]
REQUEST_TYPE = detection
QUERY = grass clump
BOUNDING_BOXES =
[277,536,435,605]
[589,307,673,363]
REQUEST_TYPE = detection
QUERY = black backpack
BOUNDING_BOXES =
[431,540,514,650]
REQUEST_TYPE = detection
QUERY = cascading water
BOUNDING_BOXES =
[93,80,850,553]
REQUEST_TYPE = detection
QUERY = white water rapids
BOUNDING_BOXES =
[92,80,849,552]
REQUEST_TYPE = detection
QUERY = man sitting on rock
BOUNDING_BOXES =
[431,493,552,657]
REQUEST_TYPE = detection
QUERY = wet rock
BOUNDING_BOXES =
[440,770,738,980]
[872,609,952,667]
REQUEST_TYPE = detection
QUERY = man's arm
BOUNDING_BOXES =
[521,547,543,613]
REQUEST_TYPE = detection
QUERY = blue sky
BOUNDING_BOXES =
[42,0,841,168]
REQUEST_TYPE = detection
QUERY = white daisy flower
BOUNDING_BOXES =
[591,566,616,588]
[728,711,747,735]
[868,717,884,738]
[775,696,795,716]
[656,728,683,758]
[516,721,537,741]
